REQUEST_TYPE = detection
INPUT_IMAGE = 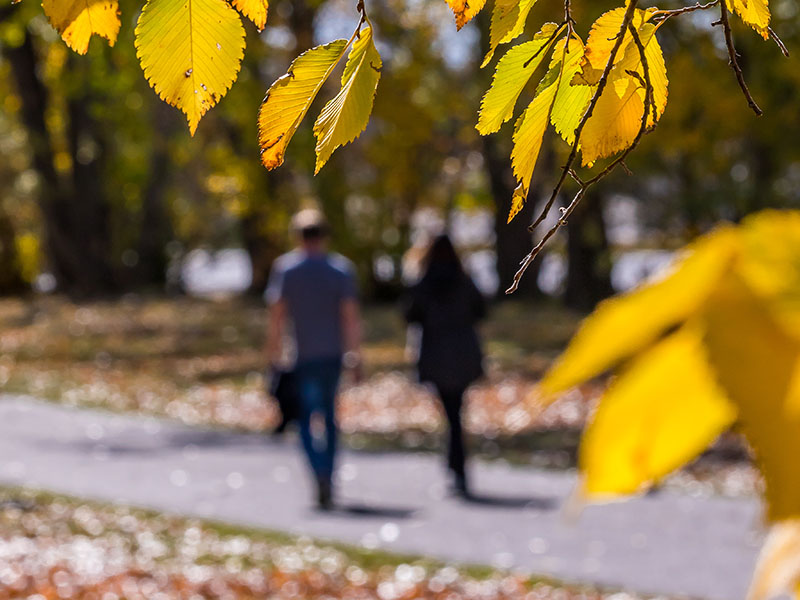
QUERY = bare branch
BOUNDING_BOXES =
[649,0,719,23]
[524,22,568,67]
[564,0,576,38]
[768,27,790,57]
[506,16,655,295]
[719,0,763,115]
[527,0,641,236]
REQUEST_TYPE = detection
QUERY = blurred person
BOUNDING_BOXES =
[404,234,486,498]
[264,209,363,509]
[266,367,298,436]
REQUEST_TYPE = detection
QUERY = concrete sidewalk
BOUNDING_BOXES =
[0,395,764,599]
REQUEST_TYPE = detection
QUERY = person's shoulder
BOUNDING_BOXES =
[326,253,356,277]
[273,250,305,274]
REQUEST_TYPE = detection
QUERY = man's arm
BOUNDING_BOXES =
[265,299,287,366]
[341,297,363,380]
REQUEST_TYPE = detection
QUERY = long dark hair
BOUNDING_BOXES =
[421,234,465,290]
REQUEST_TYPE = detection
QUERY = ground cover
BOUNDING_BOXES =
[0,486,649,600]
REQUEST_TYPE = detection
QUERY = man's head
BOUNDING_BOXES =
[291,208,329,250]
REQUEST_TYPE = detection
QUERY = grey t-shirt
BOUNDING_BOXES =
[266,250,358,363]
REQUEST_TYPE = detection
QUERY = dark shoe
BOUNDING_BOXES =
[271,418,289,437]
[452,473,470,499]
[316,477,333,510]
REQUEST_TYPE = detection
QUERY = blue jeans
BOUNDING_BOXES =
[294,358,342,482]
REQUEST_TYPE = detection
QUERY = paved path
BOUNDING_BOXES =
[0,395,764,600]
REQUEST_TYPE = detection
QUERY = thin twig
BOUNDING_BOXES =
[719,0,763,115]
[567,168,584,186]
[585,24,654,186]
[649,0,719,23]
[768,27,790,57]
[564,0,576,38]
[526,0,640,237]
[506,17,655,295]
[524,22,568,67]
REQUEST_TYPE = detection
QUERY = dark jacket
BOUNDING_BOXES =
[405,273,486,392]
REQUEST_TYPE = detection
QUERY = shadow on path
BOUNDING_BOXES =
[317,503,417,519]
[462,493,557,510]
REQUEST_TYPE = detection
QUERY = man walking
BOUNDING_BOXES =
[265,209,362,509]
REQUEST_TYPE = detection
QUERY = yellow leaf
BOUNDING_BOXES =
[580,74,642,166]
[232,0,268,30]
[481,0,541,68]
[579,5,656,85]
[613,23,667,123]
[446,0,487,30]
[135,0,246,136]
[747,521,800,600]
[507,184,526,223]
[541,227,738,396]
[580,324,735,497]
[313,26,382,173]
[579,23,667,166]
[643,24,669,122]
[550,37,592,146]
[258,39,349,170]
[477,23,560,135]
[508,37,584,218]
[703,274,800,522]
[737,210,800,339]
[42,0,120,55]
[727,0,770,39]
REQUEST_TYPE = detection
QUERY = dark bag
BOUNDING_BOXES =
[268,369,299,430]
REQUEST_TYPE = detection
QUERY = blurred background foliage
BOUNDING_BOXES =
[0,0,797,308]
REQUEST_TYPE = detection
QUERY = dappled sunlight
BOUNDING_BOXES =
[0,490,628,600]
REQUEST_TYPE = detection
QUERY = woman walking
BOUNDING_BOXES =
[405,234,486,497]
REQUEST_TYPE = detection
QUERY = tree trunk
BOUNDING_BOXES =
[241,0,318,296]
[484,136,542,298]
[0,205,27,295]
[563,191,614,311]
[63,64,117,293]
[476,9,541,300]
[4,29,117,296]
[130,101,178,289]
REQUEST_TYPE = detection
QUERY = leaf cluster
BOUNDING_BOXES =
[8,0,795,299]
[540,210,800,600]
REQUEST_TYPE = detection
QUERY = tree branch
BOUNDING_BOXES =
[506,15,655,295]
[649,0,719,23]
[768,26,790,57]
[524,21,568,67]
[719,0,762,115]
[526,0,640,238]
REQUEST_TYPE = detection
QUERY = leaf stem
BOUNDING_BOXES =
[525,0,640,239]
[649,0,719,23]
[768,27,790,57]
[719,0,762,116]
[507,0,653,295]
